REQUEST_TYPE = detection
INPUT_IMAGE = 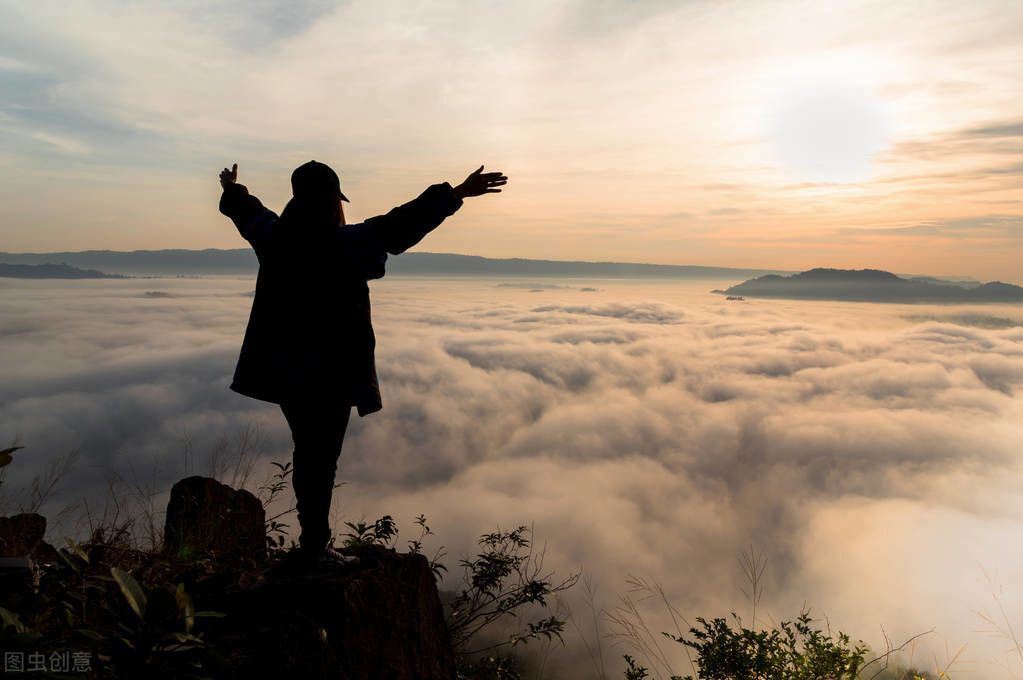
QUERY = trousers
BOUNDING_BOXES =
[279,399,352,555]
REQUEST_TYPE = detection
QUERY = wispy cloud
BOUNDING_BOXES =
[0,56,45,73]
[963,120,1023,138]
[0,0,1022,276]
[29,132,89,154]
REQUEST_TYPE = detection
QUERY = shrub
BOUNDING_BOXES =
[619,611,867,680]
[0,539,227,679]
[449,526,579,679]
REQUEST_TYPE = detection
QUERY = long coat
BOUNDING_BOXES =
[219,181,462,416]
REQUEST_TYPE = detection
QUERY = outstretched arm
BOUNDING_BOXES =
[218,163,277,255]
[363,165,508,255]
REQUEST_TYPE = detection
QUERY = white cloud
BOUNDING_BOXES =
[29,132,89,154]
[3,276,1023,676]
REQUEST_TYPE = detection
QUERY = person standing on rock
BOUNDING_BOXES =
[218,160,507,570]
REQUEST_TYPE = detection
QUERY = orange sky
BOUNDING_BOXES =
[1,0,1021,280]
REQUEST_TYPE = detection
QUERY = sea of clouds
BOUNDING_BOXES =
[3,275,1023,678]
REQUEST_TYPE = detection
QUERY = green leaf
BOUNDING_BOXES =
[0,447,23,468]
[64,537,90,564]
[111,567,147,619]
[161,631,205,646]
[159,642,199,653]
[0,606,23,632]
[76,628,107,643]
[175,583,195,633]
[192,610,226,618]
[0,446,22,468]
[144,587,178,627]
[11,630,43,646]
[57,549,83,575]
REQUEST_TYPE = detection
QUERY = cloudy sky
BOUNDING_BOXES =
[1,0,1022,280]
[3,276,1023,677]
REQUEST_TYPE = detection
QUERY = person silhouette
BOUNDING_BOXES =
[218,160,507,569]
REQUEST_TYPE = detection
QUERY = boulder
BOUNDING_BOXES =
[163,476,265,563]
[198,545,456,679]
[0,513,58,562]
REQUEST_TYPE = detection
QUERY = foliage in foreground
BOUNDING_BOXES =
[341,518,579,680]
[1,540,228,679]
[620,612,867,680]
[450,526,580,679]
[2,512,576,679]
[0,444,580,679]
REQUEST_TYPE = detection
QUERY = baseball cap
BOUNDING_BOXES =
[291,160,350,202]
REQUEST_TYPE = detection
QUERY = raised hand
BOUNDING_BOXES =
[453,165,507,199]
[220,163,238,189]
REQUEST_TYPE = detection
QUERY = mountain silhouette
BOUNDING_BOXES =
[722,268,1023,302]
[0,249,790,279]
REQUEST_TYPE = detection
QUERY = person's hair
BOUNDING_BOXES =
[279,193,344,231]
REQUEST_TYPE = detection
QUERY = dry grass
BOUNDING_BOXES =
[973,565,1022,678]
[0,436,80,520]
[1,421,275,557]
[560,572,611,680]
[604,574,696,680]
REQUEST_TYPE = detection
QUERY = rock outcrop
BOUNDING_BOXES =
[162,476,456,679]
[0,512,58,562]
[197,545,456,680]
[163,476,266,563]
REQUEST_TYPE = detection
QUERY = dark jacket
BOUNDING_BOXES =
[219,181,462,415]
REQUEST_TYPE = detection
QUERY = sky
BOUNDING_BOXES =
[3,276,1023,677]
[1,0,1022,280]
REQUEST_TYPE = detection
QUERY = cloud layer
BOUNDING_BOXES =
[2,275,1023,677]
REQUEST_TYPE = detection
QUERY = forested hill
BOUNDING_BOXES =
[722,268,1023,302]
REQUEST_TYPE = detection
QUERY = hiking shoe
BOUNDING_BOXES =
[297,548,360,578]
[314,547,360,568]
[265,547,360,579]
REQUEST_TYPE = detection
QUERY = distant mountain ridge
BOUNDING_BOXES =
[0,262,123,279]
[0,249,790,279]
[0,249,258,275]
[722,268,1023,302]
